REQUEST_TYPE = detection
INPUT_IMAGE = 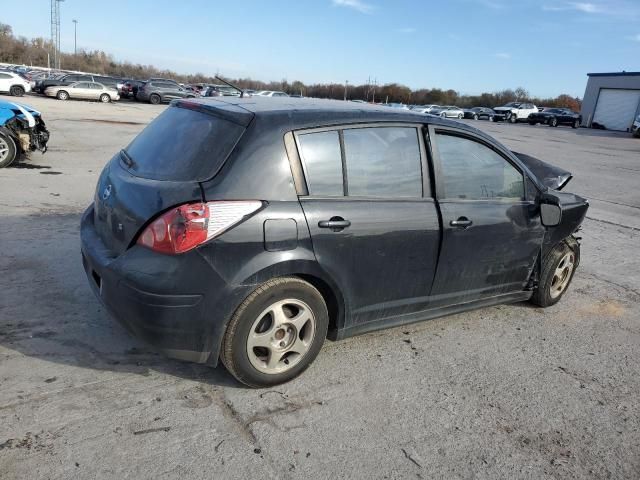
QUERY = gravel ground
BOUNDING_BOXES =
[0,95,638,479]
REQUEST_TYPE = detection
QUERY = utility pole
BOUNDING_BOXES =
[72,19,78,55]
[344,80,348,101]
[50,0,64,69]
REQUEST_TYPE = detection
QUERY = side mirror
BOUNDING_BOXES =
[539,193,562,227]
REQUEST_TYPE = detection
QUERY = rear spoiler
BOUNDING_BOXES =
[512,151,573,191]
[172,99,254,127]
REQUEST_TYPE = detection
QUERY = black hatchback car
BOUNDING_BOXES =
[81,98,588,387]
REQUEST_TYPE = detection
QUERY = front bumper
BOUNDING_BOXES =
[80,205,244,365]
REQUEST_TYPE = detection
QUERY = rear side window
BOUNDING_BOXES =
[343,127,422,197]
[297,131,343,196]
[124,106,245,182]
[435,133,523,200]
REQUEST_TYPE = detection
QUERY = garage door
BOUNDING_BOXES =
[592,89,640,131]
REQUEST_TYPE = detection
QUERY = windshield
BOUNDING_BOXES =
[503,102,521,107]
[124,105,246,182]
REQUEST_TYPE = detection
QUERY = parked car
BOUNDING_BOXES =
[493,102,538,123]
[632,114,640,138]
[202,85,238,97]
[254,90,289,97]
[35,73,121,94]
[528,108,581,128]
[0,71,32,96]
[463,107,496,121]
[136,80,196,104]
[44,82,120,103]
[431,106,464,119]
[0,100,49,168]
[80,97,587,387]
[120,80,145,99]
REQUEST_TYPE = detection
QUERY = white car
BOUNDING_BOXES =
[255,90,289,97]
[0,71,31,97]
[493,102,538,123]
[632,114,640,138]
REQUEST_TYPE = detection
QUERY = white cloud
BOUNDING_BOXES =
[628,33,640,42]
[543,2,600,13]
[494,52,511,59]
[398,27,416,34]
[332,0,374,14]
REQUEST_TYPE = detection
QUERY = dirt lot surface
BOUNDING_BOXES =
[1,95,639,479]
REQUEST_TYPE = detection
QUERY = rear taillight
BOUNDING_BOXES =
[137,201,263,254]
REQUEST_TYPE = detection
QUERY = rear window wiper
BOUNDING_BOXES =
[120,149,135,168]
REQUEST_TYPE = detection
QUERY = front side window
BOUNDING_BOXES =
[342,127,422,197]
[297,131,343,196]
[435,133,523,200]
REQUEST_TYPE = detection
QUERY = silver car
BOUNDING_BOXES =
[430,105,464,119]
[44,81,120,103]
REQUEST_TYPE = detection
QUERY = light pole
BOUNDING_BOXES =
[344,80,348,101]
[72,19,78,55]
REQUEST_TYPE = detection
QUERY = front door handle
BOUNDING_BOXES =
[318,217,351,231]
[450,217,473,228]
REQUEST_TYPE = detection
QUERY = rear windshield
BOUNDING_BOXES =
[124,106,245,181]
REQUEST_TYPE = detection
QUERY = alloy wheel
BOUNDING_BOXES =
[0,136,9,163]
[246,299,316,374]
[549,252,575,299]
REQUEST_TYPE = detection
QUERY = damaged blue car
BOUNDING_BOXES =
[0,100,49,168]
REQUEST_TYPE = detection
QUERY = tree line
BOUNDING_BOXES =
[0,23,581,110]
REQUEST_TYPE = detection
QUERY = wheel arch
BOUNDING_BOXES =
[205,259,348,365]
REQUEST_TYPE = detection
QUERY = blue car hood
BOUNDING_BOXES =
[0,100,42,126]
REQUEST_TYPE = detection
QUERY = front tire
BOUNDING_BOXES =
[99,93,111,103]
[457,113,463,119]
[529,121,537,125]
[9,85,25,97]
[572,119,580,129]
[509,113,517,124]
[0,133,18,168]
[531,238,580,307]
[57,90,69,100]
[549,117,559,127]
[473,114,478,120]
[220,277,329,388]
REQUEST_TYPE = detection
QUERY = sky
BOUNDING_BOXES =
[2,0,639,97]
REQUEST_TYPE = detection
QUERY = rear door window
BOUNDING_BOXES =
[124,105,246,182]
[342,127,422,198]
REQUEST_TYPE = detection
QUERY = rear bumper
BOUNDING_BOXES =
[80,205,244,365]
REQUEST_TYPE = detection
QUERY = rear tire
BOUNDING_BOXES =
[473,114,478,120]
[529,121,537,125]
[489,116,494,122]
[509,113,517,124]
[531,238,580,307]
[457,113,463,119]
[549,117,559,127]
[9,85,25,97]
[220,277,329,388]
[572,119,579,129]
[99,93,111,103]
[57,90,69,100]
[0,133,18,168]
[149,94,161,105]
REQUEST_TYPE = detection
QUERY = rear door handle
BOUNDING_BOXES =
[318,217,351,230]
[450,217,473,228]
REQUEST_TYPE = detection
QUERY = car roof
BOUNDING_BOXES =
[176,96,487,135]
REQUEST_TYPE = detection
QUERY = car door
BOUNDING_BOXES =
[0,73,11,92]
[72,82,91,99]
[88,82,103,100]
[294,124,441,327]
[428,125,545,305]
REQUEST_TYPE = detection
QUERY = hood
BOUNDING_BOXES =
[493,106,513,111]
[0,100,41,127]
[512,151,572,190]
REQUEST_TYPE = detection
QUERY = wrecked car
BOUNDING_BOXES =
[81,97,588,388]
[0,100,49,168]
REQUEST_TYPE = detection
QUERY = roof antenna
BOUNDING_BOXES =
[215,75,244,98]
